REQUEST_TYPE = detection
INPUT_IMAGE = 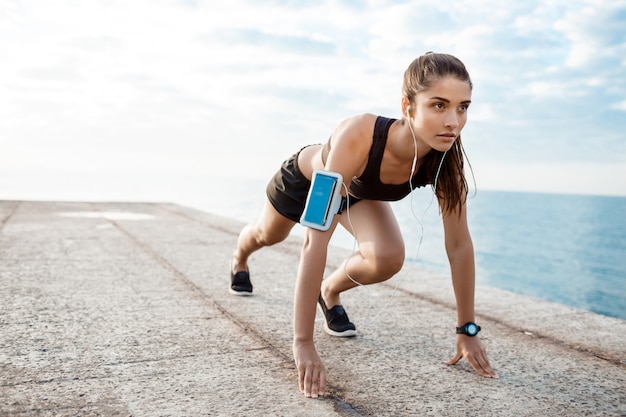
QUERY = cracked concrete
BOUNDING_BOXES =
[0,200,624,416]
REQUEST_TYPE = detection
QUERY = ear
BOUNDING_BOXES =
[401,97,411,117]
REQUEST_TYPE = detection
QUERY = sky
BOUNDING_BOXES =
[1,0,625,216]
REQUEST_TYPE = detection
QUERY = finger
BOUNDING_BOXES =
[303,367,318,398]
[310,377,319,399]
[445,351,463,366]
[469,355,488,377]
[308,368,320,398]
[298,366,305,394]
[470,353,498,379]
[318,367,327,397]
[298,362,311,397]
[478,355,499,379]
[303,369,312,397]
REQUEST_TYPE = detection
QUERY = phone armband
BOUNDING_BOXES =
[300,170,343,231]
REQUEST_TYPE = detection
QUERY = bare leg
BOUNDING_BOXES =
[320,200,405,308]
[232,199,296,274]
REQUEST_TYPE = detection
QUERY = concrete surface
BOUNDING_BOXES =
[0,200,624,416]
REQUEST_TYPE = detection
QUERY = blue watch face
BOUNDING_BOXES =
[467,324,478,335]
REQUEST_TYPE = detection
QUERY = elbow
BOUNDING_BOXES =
[445,238,474,263]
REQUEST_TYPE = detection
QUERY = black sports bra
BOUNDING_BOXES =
[322,116,431,201]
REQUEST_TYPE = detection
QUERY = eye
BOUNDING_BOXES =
[458,104,470,112]
[433,102,445,110]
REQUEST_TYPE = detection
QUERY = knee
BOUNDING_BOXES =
[370,249,405,281]
[253,225,288,247]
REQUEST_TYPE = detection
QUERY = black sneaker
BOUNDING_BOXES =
[318,294,357,337]
[230,270,253,296]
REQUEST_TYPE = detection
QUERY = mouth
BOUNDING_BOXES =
[437,133,457,142]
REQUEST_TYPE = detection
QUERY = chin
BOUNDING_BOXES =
[433,142,455,153]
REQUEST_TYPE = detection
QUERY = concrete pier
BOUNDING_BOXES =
[1,201,624,416]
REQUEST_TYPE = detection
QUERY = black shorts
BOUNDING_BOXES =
[266,148,361,223]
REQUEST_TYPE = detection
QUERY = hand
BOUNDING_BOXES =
[293,341,326,398]
[446,335,498,378]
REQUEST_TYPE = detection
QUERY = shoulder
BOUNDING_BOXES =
[323,114,378,175]
[335,113,378,130]
[331,113,378,148]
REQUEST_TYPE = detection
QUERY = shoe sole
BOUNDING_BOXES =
[229,289,253,296]
[323,321,357,337]
[318,302,357,337]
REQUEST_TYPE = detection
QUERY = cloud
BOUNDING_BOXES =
[554,1,626,68]
[205,28,335,56]
[612,100,626,112]
[475,161,626,197]
[0,0,625,201]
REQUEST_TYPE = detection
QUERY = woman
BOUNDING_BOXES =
[231,52,498,398]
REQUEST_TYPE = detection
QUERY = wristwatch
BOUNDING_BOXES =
[456,322,481,337]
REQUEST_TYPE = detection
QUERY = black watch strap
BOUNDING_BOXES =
[456,322,481,336]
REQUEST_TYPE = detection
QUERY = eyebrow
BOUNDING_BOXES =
[429,96,472,104]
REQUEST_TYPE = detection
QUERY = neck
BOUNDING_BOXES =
[396,118,431,161]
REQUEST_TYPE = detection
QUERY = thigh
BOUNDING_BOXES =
[255,198,298,244]
[338,200,404,258]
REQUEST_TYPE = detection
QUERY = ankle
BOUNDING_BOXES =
[321,282,341,309]
[231,254,248,273]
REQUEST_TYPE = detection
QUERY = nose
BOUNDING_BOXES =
[444,111,458,129]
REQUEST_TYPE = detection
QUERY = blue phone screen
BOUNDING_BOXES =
[303,174,337,226]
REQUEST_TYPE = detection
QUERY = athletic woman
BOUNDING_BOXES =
[230,52,498,398]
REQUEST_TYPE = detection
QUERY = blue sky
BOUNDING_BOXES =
[1,0,625,211]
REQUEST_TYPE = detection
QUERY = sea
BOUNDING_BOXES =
[197,177,626,321]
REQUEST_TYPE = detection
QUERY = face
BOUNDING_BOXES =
[407,76,472,153]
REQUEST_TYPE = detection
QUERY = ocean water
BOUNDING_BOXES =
[196,178,626,321]
[472,192,626,320]
[391,190,626,320]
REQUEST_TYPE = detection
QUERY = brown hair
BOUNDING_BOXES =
[402,52,472,215]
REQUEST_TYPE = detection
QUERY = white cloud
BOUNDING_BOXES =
[612,101,626,112]
[0,0,625,204]
[475,162,626,197]
[553,0,626,68]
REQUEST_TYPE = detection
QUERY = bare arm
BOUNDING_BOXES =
[292,224,334,397]
[443,202,476,325]
[292,114,376,397]
[442,201,498,378]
